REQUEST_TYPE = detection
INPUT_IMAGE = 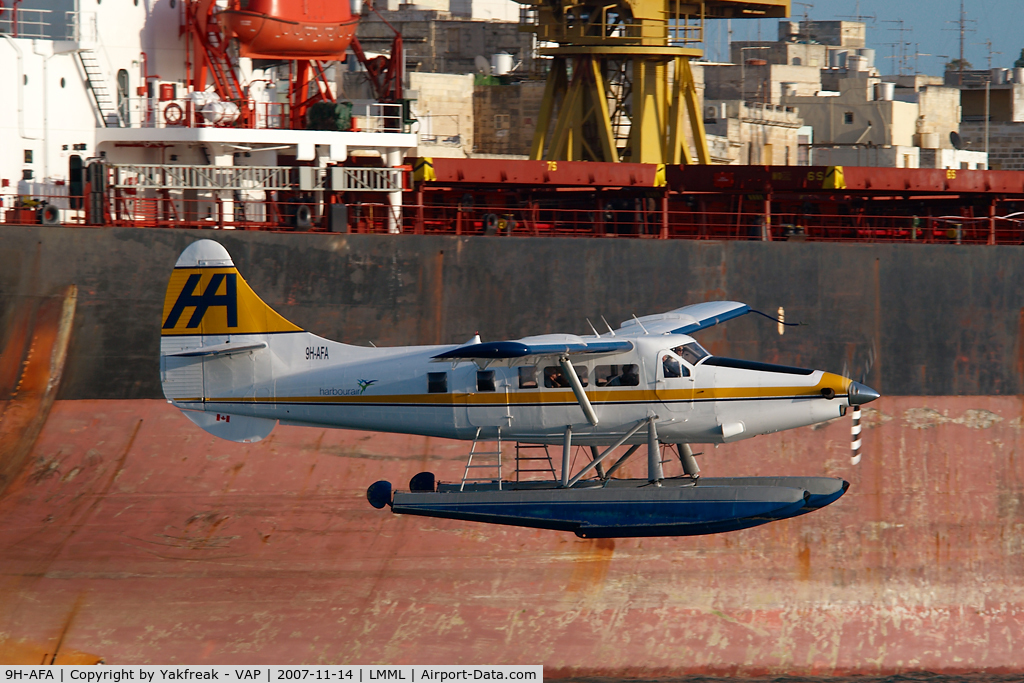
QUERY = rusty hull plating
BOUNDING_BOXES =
[0,397,1022,672]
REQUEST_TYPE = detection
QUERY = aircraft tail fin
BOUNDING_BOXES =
[160,239,301,443]
[160,239,303,338]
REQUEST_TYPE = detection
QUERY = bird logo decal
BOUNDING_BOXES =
[357,379,378,395]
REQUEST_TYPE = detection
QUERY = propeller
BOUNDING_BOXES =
[845,345,877,466]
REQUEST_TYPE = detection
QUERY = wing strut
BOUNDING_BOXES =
[559,356,598,426]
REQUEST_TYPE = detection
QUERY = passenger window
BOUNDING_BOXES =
[427,372,448,393]
[477,370,496,392]
[543,366,588,388]
[518,366,538,389]
[595,364,639,387]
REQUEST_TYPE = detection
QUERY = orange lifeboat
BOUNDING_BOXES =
[218,0,358,61]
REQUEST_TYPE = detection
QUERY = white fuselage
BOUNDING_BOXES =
[162,329,849,446]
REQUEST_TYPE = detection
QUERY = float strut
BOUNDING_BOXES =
[561,425,572,487]
[678,443,700,479]
[647,418,663,485]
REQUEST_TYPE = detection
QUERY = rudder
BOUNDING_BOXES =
[160,239,300,442]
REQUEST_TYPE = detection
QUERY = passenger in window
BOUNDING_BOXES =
[677,342,709,365]
[544,367,569,388]
[663,355,682,378]
[604,364,639,386]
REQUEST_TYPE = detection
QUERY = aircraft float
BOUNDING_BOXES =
[161,240,879,538]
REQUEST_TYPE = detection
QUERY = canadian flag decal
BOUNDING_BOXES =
[216,414,231,422]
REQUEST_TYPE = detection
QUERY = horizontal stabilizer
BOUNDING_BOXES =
[433,337,633,361]
[181,410,277,443]
[619,301,750,336]
[165,341,268,357]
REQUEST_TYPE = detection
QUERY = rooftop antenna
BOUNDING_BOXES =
[974,38,1002,70]
[884,19,913,75]
[793,2,813,44]
[911,45,933,76]
[944,0,976,86]
[839,0,876,24]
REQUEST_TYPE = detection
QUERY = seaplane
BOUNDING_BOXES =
[160,239,880,538]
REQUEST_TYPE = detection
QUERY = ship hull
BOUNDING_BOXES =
[1,396,1022,674]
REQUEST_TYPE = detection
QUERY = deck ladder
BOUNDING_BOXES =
[77,50,123,127]
[460,427,503,491]
[515,443,558,482]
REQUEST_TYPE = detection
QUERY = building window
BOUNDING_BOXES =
[494,114,510,129]
[843,112,854,124]
[792,57,802,65]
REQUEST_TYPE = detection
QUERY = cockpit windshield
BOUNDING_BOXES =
[678,341,709,365]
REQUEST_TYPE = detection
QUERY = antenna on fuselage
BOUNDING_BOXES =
[631,314,649,334]
[600,316,616,336]
[586,318,601,337]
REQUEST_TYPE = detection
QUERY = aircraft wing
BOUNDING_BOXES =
[432,336,633,361]
[616,301,750,337]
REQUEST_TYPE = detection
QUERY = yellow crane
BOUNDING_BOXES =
[522,0,790,164]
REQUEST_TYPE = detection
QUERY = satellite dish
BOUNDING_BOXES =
[950,131,964,150]
[474,55,491,75]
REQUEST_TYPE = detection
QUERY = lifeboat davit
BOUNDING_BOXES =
[218,0,358,60]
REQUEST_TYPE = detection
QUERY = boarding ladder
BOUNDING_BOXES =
[77,50,123,127]
[514,443,557,482]
[460,427,503,491]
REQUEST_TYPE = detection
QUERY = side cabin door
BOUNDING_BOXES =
[462,366,516,430]
[654,348,694,414]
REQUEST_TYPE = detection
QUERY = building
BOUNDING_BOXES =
[954,68,1024,170]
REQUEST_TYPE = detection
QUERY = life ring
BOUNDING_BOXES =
[483,213,499,234]
[164,102,184,126]
[40,204,60,225]
[293,204,313,229]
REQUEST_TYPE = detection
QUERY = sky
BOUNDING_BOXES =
[700,0,1023,77]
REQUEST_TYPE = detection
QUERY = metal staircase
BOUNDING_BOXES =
[202,28,246,103]
[460,428,504,491]
[77,50,122,127]
[514,443,558,482]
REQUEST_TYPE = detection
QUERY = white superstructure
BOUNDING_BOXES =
[0,1,416,228]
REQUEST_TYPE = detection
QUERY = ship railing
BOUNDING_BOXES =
[6,190,1024,245]
[0,7,53,39]
[117,97,407,132]
[106,164,403,193]
[64,10,98,43]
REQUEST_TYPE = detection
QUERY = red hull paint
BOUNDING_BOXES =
[1,398,1024,673]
